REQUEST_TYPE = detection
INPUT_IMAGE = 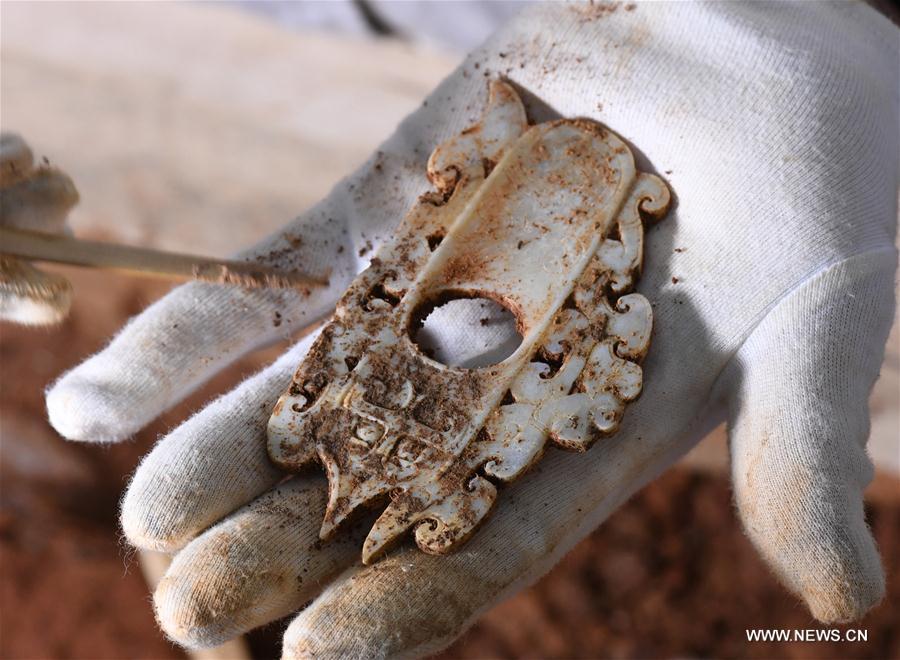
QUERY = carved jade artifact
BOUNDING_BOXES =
[268,81,670,563]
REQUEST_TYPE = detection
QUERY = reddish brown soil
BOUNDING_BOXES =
[1,271,183,660]
[1,270,897,659]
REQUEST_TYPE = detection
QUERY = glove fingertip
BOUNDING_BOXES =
[282,613,353,660]
[733,442,886,625]
[120,484,189,553]
[801,536,885,624]
[45,374,135,443]
[154,573,227,650]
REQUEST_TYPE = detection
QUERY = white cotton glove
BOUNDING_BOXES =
[45,2,898,657]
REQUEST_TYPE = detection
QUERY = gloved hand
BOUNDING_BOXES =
[1,133,79,324]
[46,2,898,657]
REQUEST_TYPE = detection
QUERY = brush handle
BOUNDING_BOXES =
[0,227,327,290]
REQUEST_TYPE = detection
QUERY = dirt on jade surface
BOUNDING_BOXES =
[1,271,897,659]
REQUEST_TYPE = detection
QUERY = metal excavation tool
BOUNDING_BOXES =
[0,227,327,288]
[267,81,671,563]
[0,132,326,325]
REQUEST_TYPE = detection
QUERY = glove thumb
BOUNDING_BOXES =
[725,249,896,623]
